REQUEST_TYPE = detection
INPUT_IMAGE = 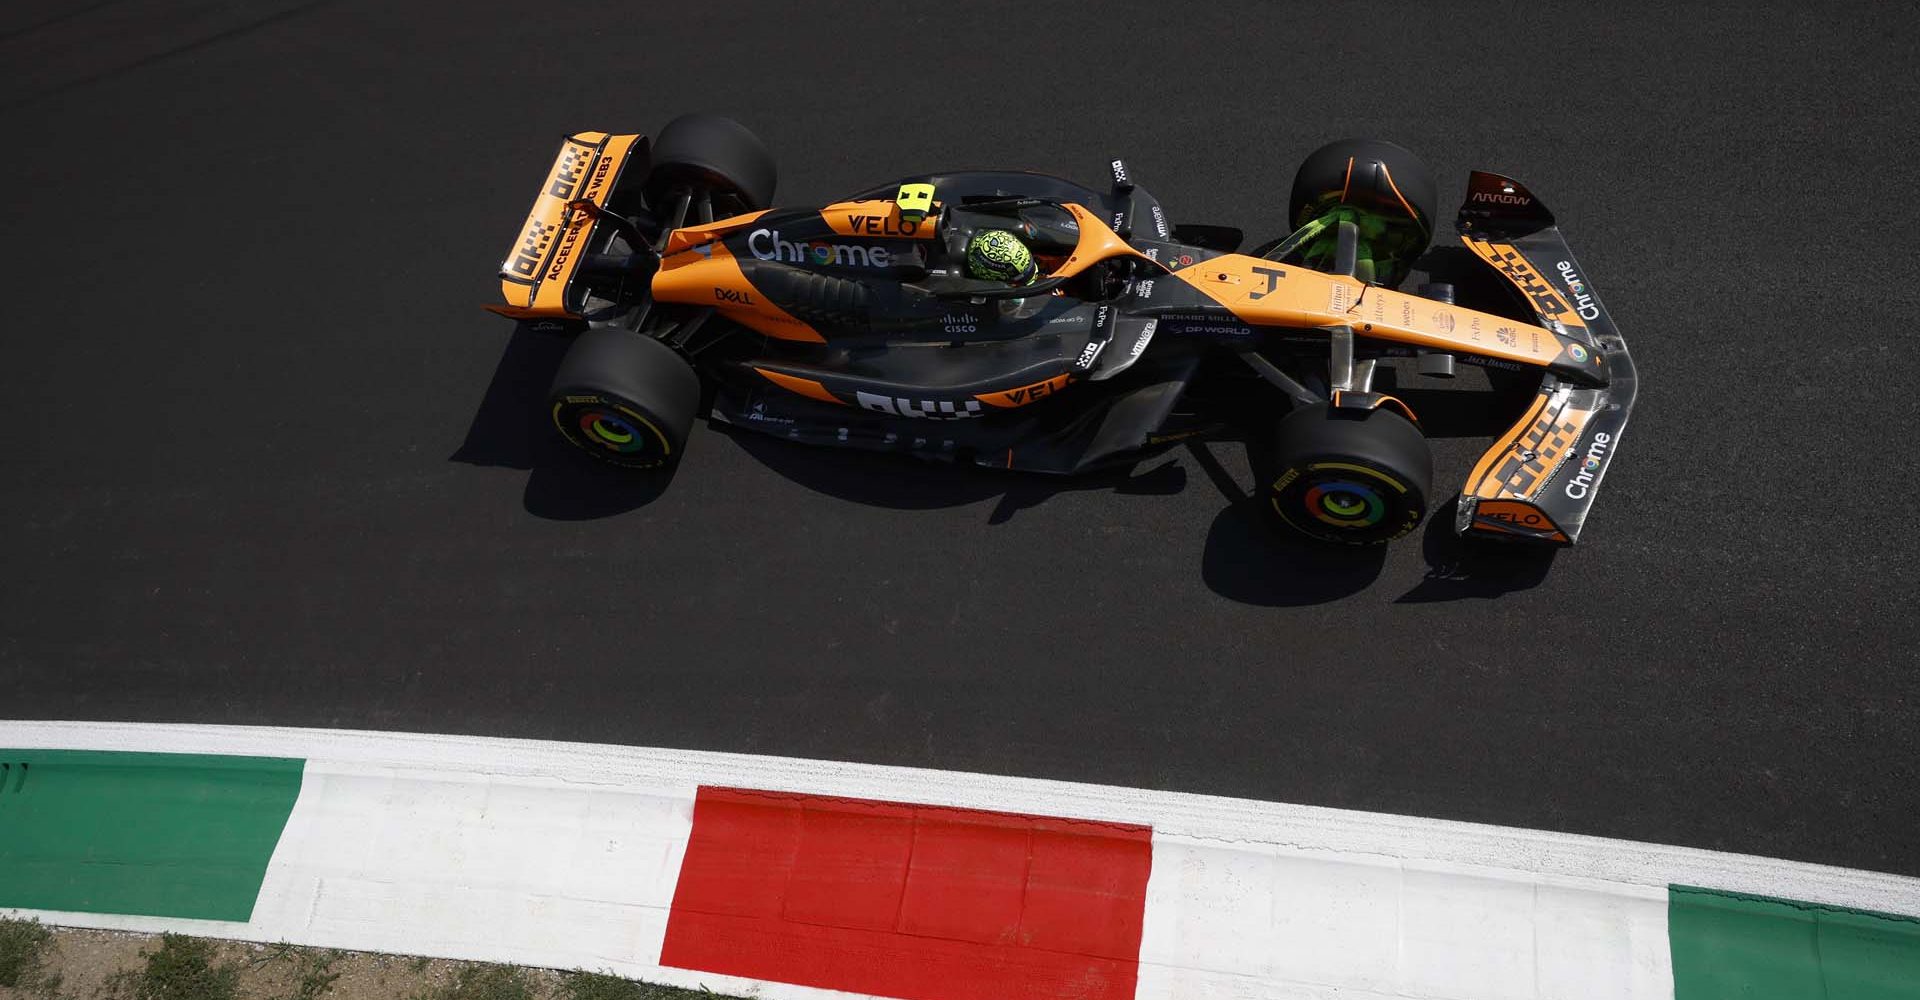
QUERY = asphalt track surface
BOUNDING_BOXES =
[4,3,1917,876]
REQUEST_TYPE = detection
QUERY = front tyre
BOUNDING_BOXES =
[1266,403,1432,545]
[549,328,701,470]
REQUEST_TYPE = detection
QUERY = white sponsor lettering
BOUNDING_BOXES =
[1129,319,1158,358]
[748,228,892,268]
[1563,431,1613,499]
[1556,259,1601,320]
[1150,205,1169,238]
[856,391,983,420]
[1076,339,1105,369]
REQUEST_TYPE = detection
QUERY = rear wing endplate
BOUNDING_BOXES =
[486,131,647,321]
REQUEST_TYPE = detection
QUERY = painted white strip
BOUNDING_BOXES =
[1134,842,1672,1000]
[4,721,1919,1000]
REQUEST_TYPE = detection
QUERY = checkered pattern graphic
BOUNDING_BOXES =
[1478,396,1594,500]
[1466,237,1585,334]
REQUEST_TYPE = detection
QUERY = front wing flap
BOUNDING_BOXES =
[1455,171,1638,544]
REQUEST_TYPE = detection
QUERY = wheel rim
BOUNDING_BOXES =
[1272,460,1421,542]
[1303,479,1388,529]
[565,402,669,460]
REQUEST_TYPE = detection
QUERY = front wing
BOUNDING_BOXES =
[1454,171,1639,544]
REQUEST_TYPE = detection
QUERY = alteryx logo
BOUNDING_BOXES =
[749,229,893,268]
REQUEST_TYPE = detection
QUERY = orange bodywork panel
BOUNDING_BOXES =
[1049,204,1160,280]
[1460,235,1588,332]
[1464,386,1595,501]
[652,239,824,343]
[818,200,941,240]
[752,368,844,404]
[1471,499,1569,543]
[1171,255,1568,367]
[489,132,645,320]
[662,211,771,255]
[976,373,1071,408]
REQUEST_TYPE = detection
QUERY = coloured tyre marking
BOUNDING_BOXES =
[1304,480,1386,527]
[1271,461,1419,542]
[552,400,672,464]
[580,411,642,452]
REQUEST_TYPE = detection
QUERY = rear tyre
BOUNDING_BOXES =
[645,114,777,215]
[1266,403,1432,545]
[549,328,701,470]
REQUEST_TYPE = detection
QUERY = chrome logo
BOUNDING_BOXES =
[1568,343,1590,363]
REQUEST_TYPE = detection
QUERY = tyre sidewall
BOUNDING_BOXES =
[1267,405,1432,545]
[548,328,701,470]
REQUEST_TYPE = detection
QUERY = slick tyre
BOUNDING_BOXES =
[1267,403,1433,545]
[646,114,777,215]
[1289,138,1437,233]
[549,328,701,470]
[1289,138,1437,284]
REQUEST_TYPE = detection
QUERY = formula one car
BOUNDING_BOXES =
[485,115,1636,545]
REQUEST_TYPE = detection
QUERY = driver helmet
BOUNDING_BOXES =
[965,229,1038,285]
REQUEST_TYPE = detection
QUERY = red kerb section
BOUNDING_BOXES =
[661,787,1154,1000]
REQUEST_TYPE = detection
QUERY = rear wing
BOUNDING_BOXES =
[1454,171,1639,545]
[485,131,647,321]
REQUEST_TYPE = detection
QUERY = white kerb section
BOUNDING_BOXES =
[253,763,693,972]
[1137,842,1671,1000]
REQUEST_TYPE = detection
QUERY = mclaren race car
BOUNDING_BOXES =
[485,115,1636,545]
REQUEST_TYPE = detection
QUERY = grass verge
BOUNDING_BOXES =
[0,919,736,1000]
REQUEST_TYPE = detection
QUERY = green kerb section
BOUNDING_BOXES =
[0,750,303,922]
[1670,885,1920,999]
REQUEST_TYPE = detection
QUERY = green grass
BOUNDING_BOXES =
[0,922,740,1000]
[0,917,54,989]
[257,943,342,1000]
[101,933,242,1000]
[410,963,540,1000]
[562,971,716,1000]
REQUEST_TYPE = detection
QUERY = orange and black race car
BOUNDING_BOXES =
[485,115,1636,546]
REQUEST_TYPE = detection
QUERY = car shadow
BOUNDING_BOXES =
[1395,498,1558,603]
[450,322,678,521]
[722,424,1189,522]
[454,325,1552,593]
[1189,440,1387,606]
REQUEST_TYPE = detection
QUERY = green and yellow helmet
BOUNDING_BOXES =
[965,229,1038,285]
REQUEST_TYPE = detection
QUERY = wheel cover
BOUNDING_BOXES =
[555,399,672,463]
[1272,459,1421,542]
[1303,479,1388,528]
